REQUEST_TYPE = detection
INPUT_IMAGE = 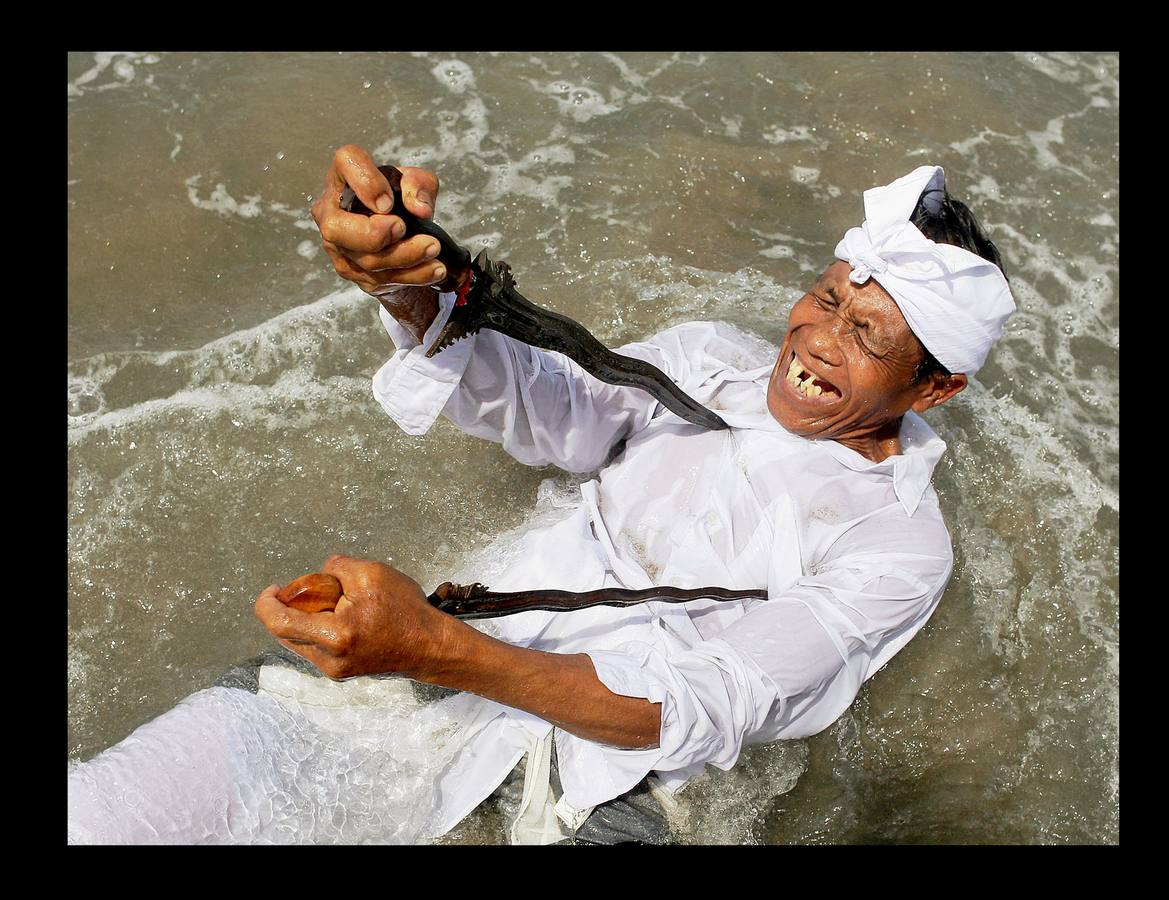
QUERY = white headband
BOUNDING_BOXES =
[834,165,1015,376]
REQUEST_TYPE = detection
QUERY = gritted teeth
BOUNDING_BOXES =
[786,354,840,398]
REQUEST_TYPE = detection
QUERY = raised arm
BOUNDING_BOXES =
[311,145,671,471]
[310,145,447,343]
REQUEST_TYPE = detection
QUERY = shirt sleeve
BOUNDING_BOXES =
[556,511,954,809]
[372,301,722,474]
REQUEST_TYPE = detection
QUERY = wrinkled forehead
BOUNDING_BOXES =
[813,261,917,338]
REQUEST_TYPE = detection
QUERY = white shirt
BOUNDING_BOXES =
[371,291,954,835]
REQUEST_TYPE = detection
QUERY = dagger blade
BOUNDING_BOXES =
[428,251,728,431]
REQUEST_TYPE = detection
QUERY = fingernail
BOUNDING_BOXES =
[433,265,446,281]
[390,220,406,240]
[375,193,393,214]
[424,241,440,259]
[415,189,434,212]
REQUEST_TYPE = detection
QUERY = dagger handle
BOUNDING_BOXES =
[277,573,343,613]
[339,164,472,294]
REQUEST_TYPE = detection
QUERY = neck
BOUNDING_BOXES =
[834,417,903,463]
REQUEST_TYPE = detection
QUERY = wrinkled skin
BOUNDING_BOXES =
[768,261,968,462]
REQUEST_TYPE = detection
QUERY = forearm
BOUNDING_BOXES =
[411,615,662,750]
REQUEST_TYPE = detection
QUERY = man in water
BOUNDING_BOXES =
[249,145,1014,841]
[68,146,1014,844]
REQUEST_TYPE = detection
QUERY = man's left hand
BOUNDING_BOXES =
[254,555,453,681]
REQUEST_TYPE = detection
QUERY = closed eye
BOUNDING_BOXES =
[853,323,888,358]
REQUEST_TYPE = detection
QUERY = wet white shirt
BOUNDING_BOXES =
[371,292,954,836]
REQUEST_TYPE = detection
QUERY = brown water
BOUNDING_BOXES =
[67,51,1119,844]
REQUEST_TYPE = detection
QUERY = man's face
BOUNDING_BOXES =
[767,261,939,444]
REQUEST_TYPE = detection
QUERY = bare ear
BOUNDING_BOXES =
[911,373,967,413]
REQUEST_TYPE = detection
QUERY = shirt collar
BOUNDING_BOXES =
[818,412,947,517]
[729,379,947,517]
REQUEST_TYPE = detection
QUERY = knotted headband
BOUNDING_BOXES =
[834,165,1015,376]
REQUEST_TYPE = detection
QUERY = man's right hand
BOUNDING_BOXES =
[311,145,447,338]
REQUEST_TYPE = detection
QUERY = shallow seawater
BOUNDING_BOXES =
[68,51,1118,844]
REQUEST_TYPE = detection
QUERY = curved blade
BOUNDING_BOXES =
[428,581,767,619]
[428,251,728,431]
